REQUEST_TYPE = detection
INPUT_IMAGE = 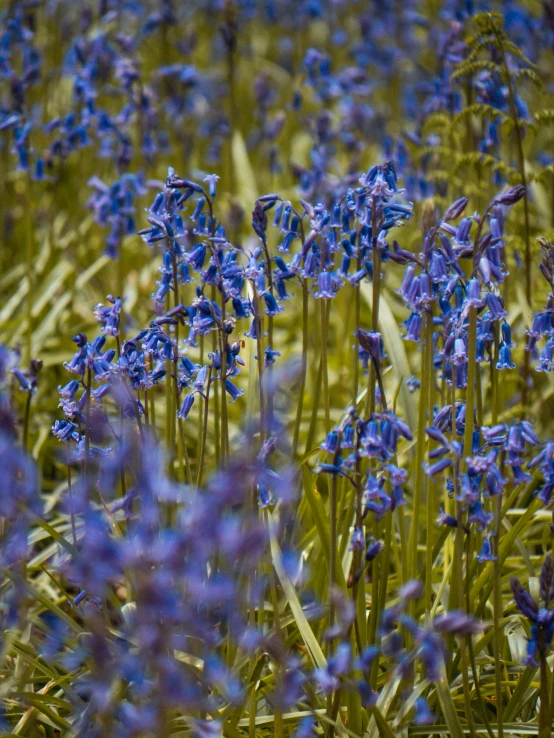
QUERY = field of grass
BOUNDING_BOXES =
[2,1,554,736]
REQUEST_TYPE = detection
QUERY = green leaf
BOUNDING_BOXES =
[268,511,327,670]
[435,670,466,738]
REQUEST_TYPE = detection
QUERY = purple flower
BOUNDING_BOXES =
[177,393,195,419]
[476,534,497,563]
[414,696,435,726]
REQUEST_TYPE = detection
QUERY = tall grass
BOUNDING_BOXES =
[2,2,554,737]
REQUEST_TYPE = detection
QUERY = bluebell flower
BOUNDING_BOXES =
[414,696,435,726]
[177,393,195,420]
[476,533,497,563]
[437,508,459,529]
[225,379,244,403]
[263,292,284,316]
[424,457,452,480]
[264,346,281,369]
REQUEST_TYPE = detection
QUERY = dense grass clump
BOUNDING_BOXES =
[4,2,554,736]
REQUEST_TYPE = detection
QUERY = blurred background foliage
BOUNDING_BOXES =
[3,0,554,477]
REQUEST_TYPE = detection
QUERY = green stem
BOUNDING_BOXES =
[326,461,340,738]
[491,324,500,426]
[466,525,495,738]
[353,271,361,402]
[22,392,32,452]
[196,366,213,489]
[212,307,221,468]
[543,645,554,738]
[85,367,92,469]
[463,306,477,460]
[67,445,78,549]
[539,656,551,738]
[493,491,504,738]
[408,312,429,584]
[253,286,266,443]
[321,299,331,434]
[424,306,435,611]
[218,285,229,465]
[458,511,477,738]
[292,281,309,458]
[366,199,381,418]
[262,236,274,425]
[25,180,33,366]
[377,509,393,619]
[329,471,338,629]
[305,357,323,455]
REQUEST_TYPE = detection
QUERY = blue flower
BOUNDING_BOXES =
[476,533,497,563]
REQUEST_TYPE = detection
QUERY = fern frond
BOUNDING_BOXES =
[423,169,452,185]
[501,40,537,69]
[451,60,501,81]
[454,104,509,127]
[515,67,543,88]
[453,151,501,173]
[464,37,496,65]
[471,11,504,34]
[420,113,453,135]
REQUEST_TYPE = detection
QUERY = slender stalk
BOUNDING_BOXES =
[170,241,187,483]
[261,235,275,425]
[150,384,156,434]
[197,335,205,463]
[408,313,428,584]
[456,504,477,738]
[491,323,500,426]
[377,508,393,619]
[463,306,477,461]
[351,439,367,652]
[176,415,193,486]
[217,284,229,465]
[264,508,284,737]
[165,358,174,450]
[67,445,78,549]
[143,390,149,428]
[25,180,33,366]
[543,646,554,738]
[212,317,221,468]
[367,516,380,686]
[320,299,331,434]
[85,367,92,468]
[252,286,266,443]
[539,656,550,738]
[353,255,361,402]
[196,366,213,489]
[424,306,435,611]
[466,533,496,738]
[305,368,324,462]
[366,198,381,418]
[22,392,32,452]
[329,471,338,630]
[326,437,342,738]
[292,281,309,458]
[493,491,504,738]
